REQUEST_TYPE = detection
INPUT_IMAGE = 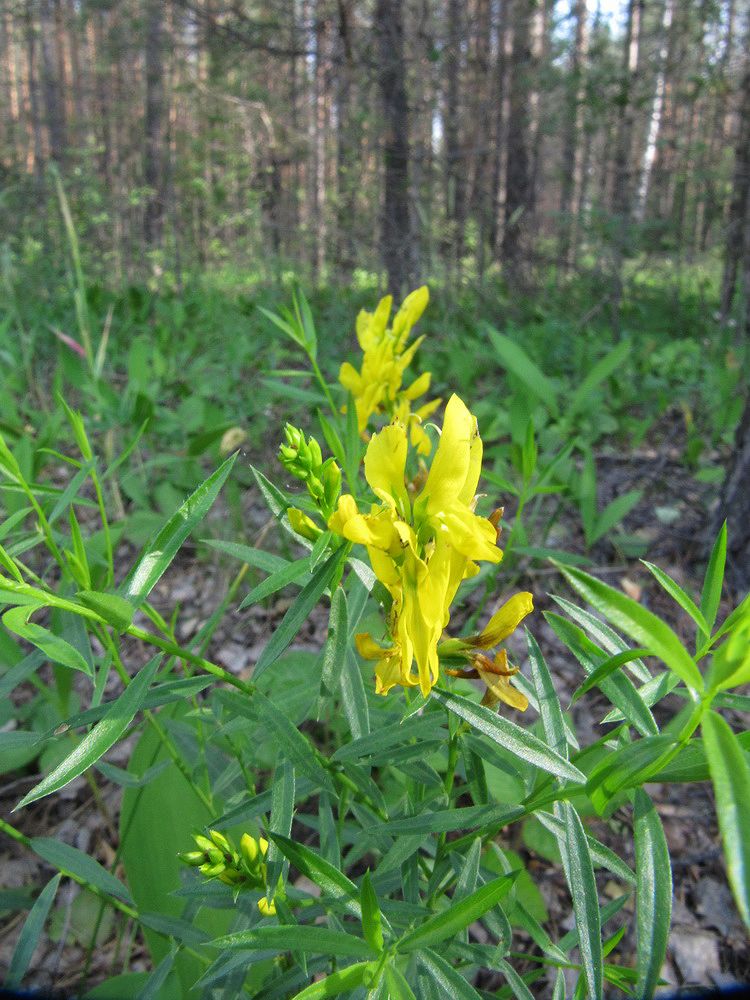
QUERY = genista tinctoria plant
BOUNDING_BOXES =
[0,285,748,999]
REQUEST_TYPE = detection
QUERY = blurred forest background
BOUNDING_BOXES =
[1,0,749,303]
[1,0,750,573]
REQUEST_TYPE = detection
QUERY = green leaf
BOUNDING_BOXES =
[487,327,559,417]
[535,812,635,885]
[266,761,295,893]
[238,556,311,609]
[269,834,360,918]
[641,562,708,635]
[318,587,348,717]
[586,736,678,814]
[702,711,750,928]
[557,566,703,692]
[332,714,441,763]
[340,648,370,740]
[77,591,135,631]
[17,656,161,808]
[558,803,602,1000]
[570,648,650,707]
[526,629,567,758]
[252,690,333,790]
[3,605,92,676]
[360,871,384,952]
[121,454,236,608]
[385,964,417,1000]
[372,804,523,838]
[633,789,672,999]
[700,522,727,637]
[288,962,371,999]
[550,596,651,683]
[253,548,346,680]
[212,925,376,959]
[497,958,536,1000]
[592,490,642,544]
[398,872,516,953]
[567,341,631,417]
[418,948,483,999]
[5,873,61,989]
[258,304,307,350]
[201,539,289,575]
[251,464,290,519]
[30,838,133,906]
[432,688,585,784]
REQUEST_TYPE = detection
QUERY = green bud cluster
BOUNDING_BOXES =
[179,830,276,912]
[279,424,341,517]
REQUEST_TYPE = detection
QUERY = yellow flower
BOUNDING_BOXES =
[329,394,502,696]
[338,286,439,445]
[443,592,534,712]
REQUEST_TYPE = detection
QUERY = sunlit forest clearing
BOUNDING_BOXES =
[1,0,749,997]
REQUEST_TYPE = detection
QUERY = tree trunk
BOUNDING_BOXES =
[720,45,750,322]
[23,4,44,180]
[501,0,541,282]
[144,0,165,249]
[38,0,66,164]
[610,0,642,223]
[558,0,588,269]
[335,0,358,276]
[375,0,417,292]
[634,0,673,222]
[444,0,465,281]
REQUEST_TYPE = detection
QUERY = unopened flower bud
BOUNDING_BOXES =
[240,833,258,866]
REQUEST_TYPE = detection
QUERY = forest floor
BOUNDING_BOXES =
[1,414,749,999]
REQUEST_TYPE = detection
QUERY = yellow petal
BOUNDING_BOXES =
[403,370,431,401]
[257,896,276,917]
[420,394,473,515]
[478,668,529,712]
[392,286,429,346]
[355,632,389,661]
[328,494,360,536]
[338,361,362,394]
[364,423,409,516]
[374,651,404,695]
[476,592,534,648]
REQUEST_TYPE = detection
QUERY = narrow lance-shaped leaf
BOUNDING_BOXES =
[254,547,346,680]
[251,690,333,791]
[633,788,672,999]
[121,454,237,607]
[318,586,348,717]
[360,870,384,952]
[700,522,727,638]
[288,962,371,1000]
[558,565,703,692]
[5,873,62,989]
[266,761,295,895]
[397,872,516,953]
[418,949,483,1000]
[17,656,162,809]
[211,924,376,959]
[29,838,133,906]
[432,688,586,784]
[702,710,750,929]
[558,802,603,1000]
[3,604,92,677]
[526,629,567,759]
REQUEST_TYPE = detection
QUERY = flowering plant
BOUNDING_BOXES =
[0,287,748,999]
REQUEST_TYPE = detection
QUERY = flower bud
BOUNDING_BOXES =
[240,833,258,866]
